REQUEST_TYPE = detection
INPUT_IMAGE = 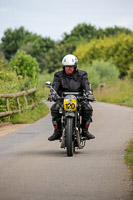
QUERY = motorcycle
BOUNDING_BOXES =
[45,81,96,157]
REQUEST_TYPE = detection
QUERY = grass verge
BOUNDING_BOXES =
[94,79,133,108]
[94,78,133,180]
[125,140,133,180]
[10,102,49,124]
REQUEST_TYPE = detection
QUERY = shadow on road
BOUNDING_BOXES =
[13,149,84,158]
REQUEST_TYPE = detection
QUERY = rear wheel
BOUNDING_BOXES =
[66,117,74,157]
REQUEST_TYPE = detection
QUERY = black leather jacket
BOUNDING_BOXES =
[52,70,92,95]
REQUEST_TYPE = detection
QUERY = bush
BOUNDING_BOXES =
[9,50,40,83]
[80,60,119,89]
[81,66,100,89]
[91,60,119,82]
[128,64,133,79]
[0,56,8,69]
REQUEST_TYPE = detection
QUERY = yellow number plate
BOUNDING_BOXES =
[64,99,77,112]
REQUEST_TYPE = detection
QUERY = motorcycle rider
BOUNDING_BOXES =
[48,54,95,141]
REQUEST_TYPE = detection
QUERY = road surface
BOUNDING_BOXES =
[0,102,133,200]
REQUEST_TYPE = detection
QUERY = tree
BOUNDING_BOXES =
[74,33,133,77]
[41,43,75,73]
[1,27,32,60]
[61,23,132,45]
[104,26,132,37]
[0,44,5,59]
[61,23,97,44]
[19,36,55,64]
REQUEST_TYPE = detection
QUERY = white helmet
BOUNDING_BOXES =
[62,54,78,70]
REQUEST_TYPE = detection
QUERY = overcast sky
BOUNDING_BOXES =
[0,0,133,41]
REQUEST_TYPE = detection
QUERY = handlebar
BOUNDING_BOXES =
[47,86,96,102]
[48,95,96,102]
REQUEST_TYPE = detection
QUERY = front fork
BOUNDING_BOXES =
[60,112,75,149]
[75,111,86,149]
[60,111,85,149]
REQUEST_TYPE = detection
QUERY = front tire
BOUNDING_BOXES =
[66,117,74,157]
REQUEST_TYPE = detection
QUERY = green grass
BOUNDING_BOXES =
[125,140,133,179]
[10,102,49,124]
[94,79,133,108]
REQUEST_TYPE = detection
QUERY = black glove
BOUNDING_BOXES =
[50,88,57,95]
[47,87,57,102]
[86,92,95,102]
[86,91,93,96]
[48,93,56,102]
[88,95,95,101]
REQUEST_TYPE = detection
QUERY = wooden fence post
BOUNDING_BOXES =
[5,98,9,111]
[16,97,21,110]
[24,95,28,107]
[0,88,37,118]
[5,97,10,120]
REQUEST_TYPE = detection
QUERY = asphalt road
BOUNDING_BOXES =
[0,102,133,200]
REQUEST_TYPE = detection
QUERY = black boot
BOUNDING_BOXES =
[82,129,95,140]
[82,119,95,140]
[48,119,62,141]
[48,130,62,141]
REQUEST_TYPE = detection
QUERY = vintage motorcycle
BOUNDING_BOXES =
[45,81,96,157]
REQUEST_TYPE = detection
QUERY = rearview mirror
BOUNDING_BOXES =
[45,81,51,88]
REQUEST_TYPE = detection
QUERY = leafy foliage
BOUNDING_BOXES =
[61,23,132,44]
[74,33,133,77]
[19,35,55,70]
[0,56,8,70]
[128,64,133,80]
[8,50,40,83]
[1,26,55,71]
[61,24,97,44]
[103,26,132,37]
[23,36,55,58]
[80,60,119,89]
[90,60,119,82]
[87,67,100,89]
[0,57,21,94]
[0,44,4,59]
[42,43,75,73]
[1,27,32,60]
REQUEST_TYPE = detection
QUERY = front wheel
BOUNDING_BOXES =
[66,117,74,157]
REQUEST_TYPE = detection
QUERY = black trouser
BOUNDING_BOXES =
[51,101,93,129]
[50,102,62,129]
